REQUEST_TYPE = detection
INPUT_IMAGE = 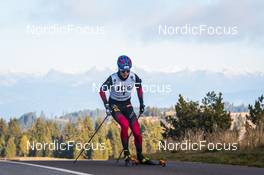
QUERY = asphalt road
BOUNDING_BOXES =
[0,160,264,175]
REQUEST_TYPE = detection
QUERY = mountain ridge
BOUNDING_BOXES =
[0,67,263,119]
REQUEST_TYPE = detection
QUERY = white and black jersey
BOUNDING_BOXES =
[100,71,142,102]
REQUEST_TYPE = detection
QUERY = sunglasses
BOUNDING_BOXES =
[120,70,130,74]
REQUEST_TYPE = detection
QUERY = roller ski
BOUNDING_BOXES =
[130,157,166,167]
[137,154,166,167]
[123,152,166,167]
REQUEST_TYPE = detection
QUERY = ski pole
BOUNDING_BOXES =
[73,114,110,164]
[116,113,142,164]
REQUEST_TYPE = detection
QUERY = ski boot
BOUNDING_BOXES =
[137,154,154,165]
[124,150,131,166]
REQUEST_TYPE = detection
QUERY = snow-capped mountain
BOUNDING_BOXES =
[0,68,263,119]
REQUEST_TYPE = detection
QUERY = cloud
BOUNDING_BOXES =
[137,0,264,44]
[0,0,263,74]
[1,0,263,43]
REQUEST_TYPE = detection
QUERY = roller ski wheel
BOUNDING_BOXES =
[159,160,166,167]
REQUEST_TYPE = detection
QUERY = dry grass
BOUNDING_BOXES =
[239,124,264,150]
[206,130,239,146]
[151,124,264,167]
[181,123,264,151]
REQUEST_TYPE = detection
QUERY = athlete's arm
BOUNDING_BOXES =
[135,74,144,106]
[99,76,112,105]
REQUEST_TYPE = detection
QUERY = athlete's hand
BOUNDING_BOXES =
[105,103,112,116]
[140,104,145,114]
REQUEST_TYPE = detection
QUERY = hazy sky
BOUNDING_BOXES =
[0,0,263,74]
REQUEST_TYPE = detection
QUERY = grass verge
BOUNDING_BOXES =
[149,147,264,168]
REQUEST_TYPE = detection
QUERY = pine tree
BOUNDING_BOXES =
[163,92,231,139]
[141,119,163,154]
[62,122,78,158]
[46,120,61,140]
[107,120,122,158]
[29,118,51,157]
[248,95,264,126]
[19,134,29,157]
[7,118,21,145]
[6,137,16,158]
[201,91,231,132]
[105,138,112,159]
[93,119,101,159]
[0,118,7,138]
[92,118,109,160]
[77,116,94,159]
[0,135,5,157]
[0,118,7,156]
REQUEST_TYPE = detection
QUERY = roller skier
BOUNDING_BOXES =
[99,55,154,165]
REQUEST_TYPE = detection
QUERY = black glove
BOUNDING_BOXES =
[105,103,112,116]
[139,104,145,114]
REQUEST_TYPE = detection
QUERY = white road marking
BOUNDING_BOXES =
[1,160,93,175]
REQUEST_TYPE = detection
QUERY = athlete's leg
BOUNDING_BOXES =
[131,118,143,155]
[124,105,152,163]
[111,104,130,151]
[125,106,143,156]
